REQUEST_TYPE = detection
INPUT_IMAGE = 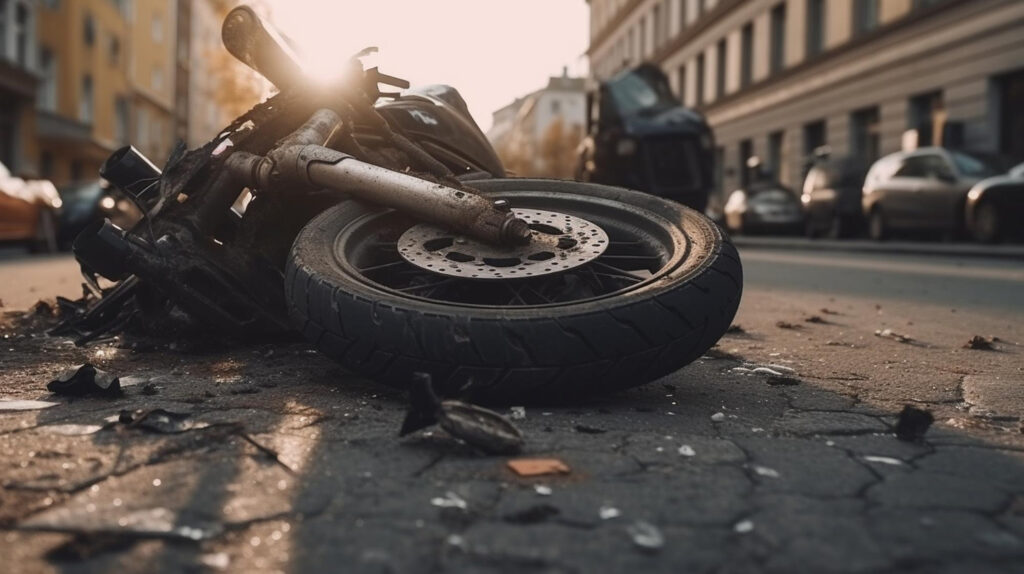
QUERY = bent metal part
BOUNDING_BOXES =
[398,209,609,280]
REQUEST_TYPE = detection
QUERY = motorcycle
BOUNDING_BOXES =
[61,6,742,402]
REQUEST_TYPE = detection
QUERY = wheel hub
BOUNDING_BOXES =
[398,208,609,279]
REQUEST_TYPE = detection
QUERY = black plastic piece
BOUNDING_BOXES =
[100,146,162,200]
[72,219,133,281]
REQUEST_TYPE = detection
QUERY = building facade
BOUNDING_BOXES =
[587,0,1024,197]
[129,0,177,166]
[0,0,39,177]
[488,72,586,178]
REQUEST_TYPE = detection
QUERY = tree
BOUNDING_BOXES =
[537,118,583,179]
[208,0,271,119]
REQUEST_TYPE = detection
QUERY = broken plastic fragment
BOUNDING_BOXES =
[0,399,59,411]
[599,506,621,520]
[875,328,912,343]
[627,521,664,551]
[533,485,552,496]
[677,445,696,457]
[752,465,780,478]
[40,423,105,436]
[863,455,903,466]
[509,406,526,420]
[47,364,122,397]
[430,491,467,510]
[710,412,726,422]
[751,367,784,377]
[507,458,571,477]
[734,519,755,533]
[118,409,209,434]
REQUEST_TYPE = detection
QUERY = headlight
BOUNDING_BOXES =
[616,139,637,156]
[967,187,982,202]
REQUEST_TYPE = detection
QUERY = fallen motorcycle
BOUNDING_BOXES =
[60,6,742,402]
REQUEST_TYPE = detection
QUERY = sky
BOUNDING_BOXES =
[265,0,590,133]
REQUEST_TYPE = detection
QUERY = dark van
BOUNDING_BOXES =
[575,64,715,212]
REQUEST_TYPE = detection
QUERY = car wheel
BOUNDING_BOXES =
[868,208,887,241]
[972,201,1000,244]
[29,209,59,254]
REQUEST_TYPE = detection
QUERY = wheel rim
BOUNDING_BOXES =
[331,192,691,309]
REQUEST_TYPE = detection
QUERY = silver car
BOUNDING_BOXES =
[862,147,999,240]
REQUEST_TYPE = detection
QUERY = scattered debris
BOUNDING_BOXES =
[895,405,934,442]
[963,336,996,351]
[599,506,621,520]
[574,424,607,434]
[775,321,802,330]
[752,465,780,478]
[863,455,903,466]
[710,412,726,422]
[118,409,209,434]
[507,458,571,477]
[678,445,696,457]
[804,315,827,324]
[726,324,745,334]
[765,375,801,386]
[875,328,913,344]
[40,424,105,436]
[0,399,59,411]
[47,364,122,398]
[430,491,468,510]
[401,373,523,455]
[534,485,553,496]
[509,406,526,420]
[626,521,664,551]
[140,383,160,396]
[820,308,839,315]
[503,504,560,524]
[199,552,231,570]
[734,519,755,534]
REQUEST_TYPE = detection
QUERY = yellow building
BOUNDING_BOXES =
[36,0,130,186]
[129,0,176,166]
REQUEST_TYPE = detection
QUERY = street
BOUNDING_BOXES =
[1,242,1022,573]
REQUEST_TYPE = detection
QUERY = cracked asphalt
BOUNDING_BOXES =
[0,246,1022,573]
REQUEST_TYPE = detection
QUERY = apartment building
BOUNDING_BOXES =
[0,0,39,176]
[129,0,176,166]
[587,0,1024,197]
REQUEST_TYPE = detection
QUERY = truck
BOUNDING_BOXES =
[575,64,715,212]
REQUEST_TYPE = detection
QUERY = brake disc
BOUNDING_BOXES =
[398,208,609,280]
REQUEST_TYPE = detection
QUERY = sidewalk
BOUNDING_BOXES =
[732,236,1024,261]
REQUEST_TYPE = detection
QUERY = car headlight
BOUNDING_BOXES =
[967,187,982,202]
[616,139,637,156]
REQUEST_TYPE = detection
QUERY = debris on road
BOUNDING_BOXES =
[820,308,840,315]
[626,521,664,551]
[507,458,571,477]
[400,373,524,455]
[503,504,559,524]
[894,405,934,442]
[765,375,801,386]
[678,445,696,457]
[533,485,553,496]
[574,424,607,434]
[875,328,913,344]
[710,412,726,422]
[734,519,755,534]
[726,324,745,334]
[430,491,468,510]
[804,315,827,324]
[775,321,803,330]
[20,506,223,542]
[509,406,526,420]
[118,408,209,434]
[40,423,105,436]
[863,455,903,466]
[47,364,122,397]
[599,506,621,520]
[963,335,996,350]
[0,399,59,411]
[752,465,780,478]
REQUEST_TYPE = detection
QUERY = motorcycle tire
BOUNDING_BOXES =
[286,179,742,403]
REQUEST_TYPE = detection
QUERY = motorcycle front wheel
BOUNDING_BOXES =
[286,179,742,403]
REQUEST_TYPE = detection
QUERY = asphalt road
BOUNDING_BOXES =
[1,242,1022,573]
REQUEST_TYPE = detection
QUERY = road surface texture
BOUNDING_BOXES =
[1,244,1022,573]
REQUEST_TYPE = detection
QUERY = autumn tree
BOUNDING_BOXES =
[537,118,583,179]
[208,0,271,119]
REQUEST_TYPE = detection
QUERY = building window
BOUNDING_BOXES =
[115,96,129,145]
[908,91,946,147]
[739,139,753,187]
[152,15,163,43]
[740,23,753,88]
[853,0,878,36]
[677,64,686,101]
[84,13,96,46]
[109,36,120,64]
[770,3,786,74]
[851,106,880,162]
[152,67,163,91]
[38,47,57,112]
[803,119,826,157]
[695,52,705,106]
[14,2,29,66]
[806,0,825,58]
[767,131,784,180]
[716,38,727,100]
[80,74,93,123]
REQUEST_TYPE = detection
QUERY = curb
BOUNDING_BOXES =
[731,237,1024,261]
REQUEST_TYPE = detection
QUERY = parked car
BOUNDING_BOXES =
[58,180,144,248]
[0,162,62,252]
[965,162,1024,243]
[724,165,804,235]
[575,64,715,212]
[801,156,868,238]
[862,147,1001,240]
